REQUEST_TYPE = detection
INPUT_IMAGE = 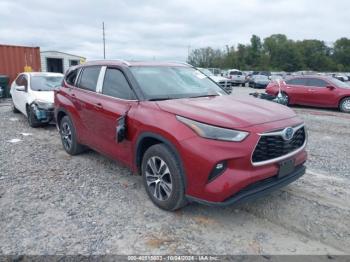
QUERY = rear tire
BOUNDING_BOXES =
[141,144,187,211]
[59,115,85,155]
[339,97,350,113]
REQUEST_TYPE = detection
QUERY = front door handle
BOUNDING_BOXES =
[95,103,103,109]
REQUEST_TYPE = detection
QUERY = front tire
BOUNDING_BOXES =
[26,105,41,128]
[141,144,187,211]
[339,97,350,113]
[59,115,85,155]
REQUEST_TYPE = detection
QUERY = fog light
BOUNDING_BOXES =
[208,161,227,182]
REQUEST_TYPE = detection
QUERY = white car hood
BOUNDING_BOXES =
[31,91,54,104]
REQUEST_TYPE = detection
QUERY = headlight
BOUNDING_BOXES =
[34,100,54,110]
[177,116,249,142]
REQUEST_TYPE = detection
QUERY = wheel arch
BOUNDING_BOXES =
[338,95,350,106]
[25,102,34,117]
[55,107,69,128]
[338,96,350,111]
[135,132,187,186]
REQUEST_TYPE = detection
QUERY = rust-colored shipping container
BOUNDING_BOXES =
[0,44,41,85]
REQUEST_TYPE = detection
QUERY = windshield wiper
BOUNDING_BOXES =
[189,93,220,99]
[148,97,172,101]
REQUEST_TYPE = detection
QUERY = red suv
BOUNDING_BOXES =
[266,76,350,113]
[54,61,307,211]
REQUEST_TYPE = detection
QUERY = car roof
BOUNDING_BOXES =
[287,75,332,81]
[79,60,191,68]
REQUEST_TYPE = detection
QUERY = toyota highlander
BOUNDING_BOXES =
[54,61,307,211]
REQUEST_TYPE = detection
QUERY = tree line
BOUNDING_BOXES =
[187,34,350,72]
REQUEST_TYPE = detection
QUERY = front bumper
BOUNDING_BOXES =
[187,164,305,206]
[179,117,307,203]
[32,105,54,123]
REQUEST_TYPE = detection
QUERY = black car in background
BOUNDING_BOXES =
[249,75,270,88]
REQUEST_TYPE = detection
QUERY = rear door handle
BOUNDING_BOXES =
[308,89,316,92]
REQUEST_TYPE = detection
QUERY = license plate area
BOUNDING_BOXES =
[278,159,295,178]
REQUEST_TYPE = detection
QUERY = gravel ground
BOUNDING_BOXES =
[0,93,349,255]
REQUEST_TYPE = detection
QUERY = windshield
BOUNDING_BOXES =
[329,77,350,88]
[31,76,63,91]
[130,66,226,100]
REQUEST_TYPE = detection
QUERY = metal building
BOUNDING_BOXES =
[40,51,85,74]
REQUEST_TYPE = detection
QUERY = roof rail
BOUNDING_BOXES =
[85,59,130,66]
[114,59,130,66]
[168,61,193,67]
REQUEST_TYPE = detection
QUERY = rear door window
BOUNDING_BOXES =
[286,78,307,86]
[102,68,135,100]
[306,78,328,87]
[78,66,101,92]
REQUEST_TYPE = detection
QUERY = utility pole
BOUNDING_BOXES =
[102,22,106,59]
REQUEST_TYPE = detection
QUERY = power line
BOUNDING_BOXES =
[102,22,106,59]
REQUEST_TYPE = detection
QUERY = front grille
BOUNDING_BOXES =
[252,127,306,163]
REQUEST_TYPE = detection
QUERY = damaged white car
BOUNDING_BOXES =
[10,72,63,127]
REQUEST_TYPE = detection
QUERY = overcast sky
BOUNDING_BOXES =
[0,0,349,61]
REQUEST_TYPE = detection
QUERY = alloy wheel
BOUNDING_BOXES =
[145,156,173,201]
[61,122,72,150]
[342,99,350,111]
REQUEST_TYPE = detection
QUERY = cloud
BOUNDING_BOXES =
[0,0,349,61]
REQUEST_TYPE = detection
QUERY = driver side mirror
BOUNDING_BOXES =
[326,85,335,90]
[15,85,26,91]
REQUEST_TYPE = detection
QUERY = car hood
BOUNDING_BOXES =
[156,95,296,129]
[32,90,54,104]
